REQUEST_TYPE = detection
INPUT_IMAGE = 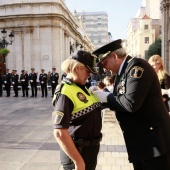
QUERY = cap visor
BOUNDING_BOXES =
[86,65,97,74]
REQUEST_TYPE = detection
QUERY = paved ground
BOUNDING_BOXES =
[0,90,133,170]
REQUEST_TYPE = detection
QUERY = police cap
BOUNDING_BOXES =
[92,39,122,63]
[71,50,97,74]
[31,68,35,71]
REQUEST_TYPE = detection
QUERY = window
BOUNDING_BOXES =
[144,25,148,29]
[145,37,149,43]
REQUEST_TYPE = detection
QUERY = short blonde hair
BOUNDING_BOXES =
[61,58,84,75]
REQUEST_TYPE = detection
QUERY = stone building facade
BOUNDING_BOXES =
[0,0,94,75]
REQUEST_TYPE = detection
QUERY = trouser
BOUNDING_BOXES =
[51,83,57,96]
[13,84,18,96]
[133,151,170,170]
[60,144,100,170]
[31,83,37,96]
[41,84,47,97]
[5,83,11,96]
[21,85,28,96]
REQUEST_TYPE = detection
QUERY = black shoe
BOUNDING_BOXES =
[45,96,47,98]
[22,96,25,97]
[35,95,37,98]
[30,95,34,97]
[13,96,18,97]
[5,96,9,97]
[41,96,44,97]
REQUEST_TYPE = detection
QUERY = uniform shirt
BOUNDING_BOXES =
[39,73,47,84]
[29,73,37,83]
[50,72,59,84]
[20,74,29,85]
[53,82,102,139]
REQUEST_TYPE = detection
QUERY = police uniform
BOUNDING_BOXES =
[93,40,170,170]
[39,69,48,97]
[20,70,29,97]
[11,70,19,97]
[3,69,11,97]
[50,68,59,97]
[52,78,102,170]
[29,68,37,97]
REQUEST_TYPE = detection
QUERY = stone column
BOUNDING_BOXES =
[160,0,170,73]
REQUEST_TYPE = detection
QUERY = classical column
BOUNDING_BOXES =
[160,0,170,73]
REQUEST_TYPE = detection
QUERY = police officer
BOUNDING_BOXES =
[20,70,29,97]
[11,70,19,97]
[39,69,48,97]
[52,51,102,170]
[50,67,59,97]
[29,68,37,97]
[93,39,170,170]
[3,68,11,97]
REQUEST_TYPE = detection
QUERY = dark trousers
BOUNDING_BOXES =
[51,83,57,96]
[13,84,18,96]
[41,84,47,97]
[21,85,28,97]
[5,83,11,96]
[60,145,100,170]
[133,151,170,170]
[31,83,37,97]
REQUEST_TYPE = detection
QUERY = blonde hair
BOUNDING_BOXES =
[61,58,84,77]
[148,55,167,83]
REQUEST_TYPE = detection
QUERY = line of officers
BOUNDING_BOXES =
[0,68,59,98]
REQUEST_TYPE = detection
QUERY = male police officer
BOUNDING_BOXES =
[93,39,170,170]
[3,68,11,97]
[50,67,59,97]
[39,69,48,97]
[20,70,29,97]
[11,70,19,97]
[29,68,37,97]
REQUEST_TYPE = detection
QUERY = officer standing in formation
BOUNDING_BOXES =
[50,67,59,97]
[93,39,170,170]
[20,70,29,97]
[3,68,11,97]
[39,69,48,97]
[29,68,37,97]
[11,70,19,97]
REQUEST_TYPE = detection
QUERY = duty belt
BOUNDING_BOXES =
[72,134,102,148]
